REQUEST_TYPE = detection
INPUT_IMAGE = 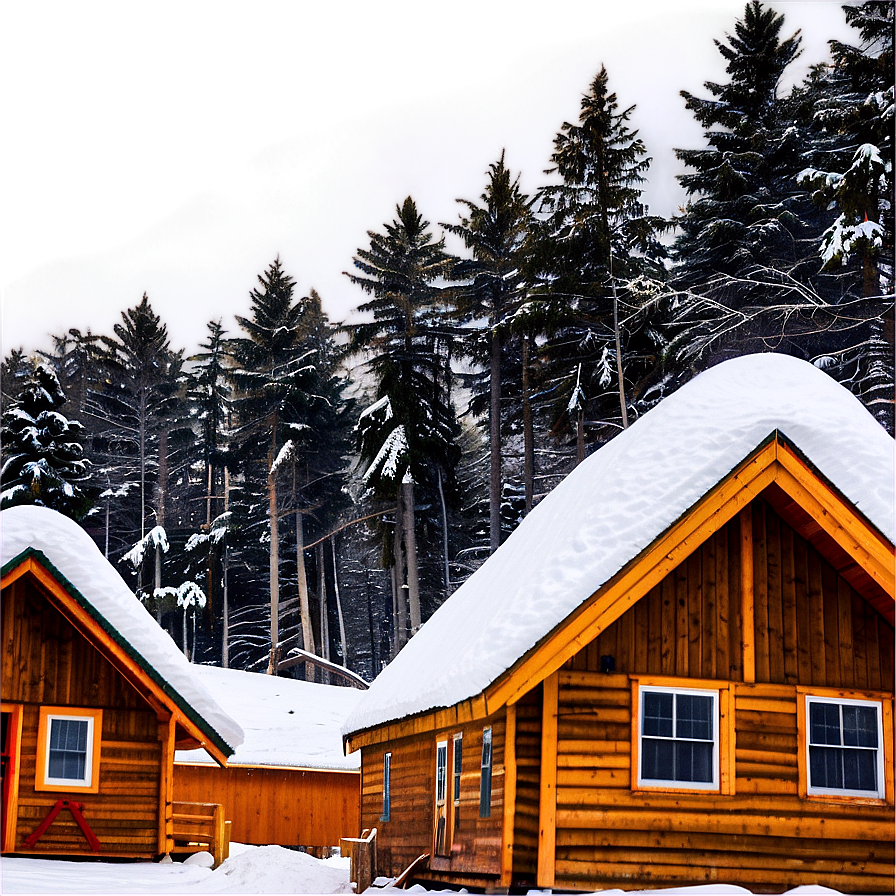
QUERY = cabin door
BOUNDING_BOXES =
[1,704,23,851]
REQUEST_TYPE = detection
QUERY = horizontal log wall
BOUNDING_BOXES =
[174,763,359,848]
[360,714,505,885]
[511,684,541,885]
[3,577,162,857]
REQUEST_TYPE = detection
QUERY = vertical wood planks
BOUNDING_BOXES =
[740,508,756,683]
[536,671,558,889]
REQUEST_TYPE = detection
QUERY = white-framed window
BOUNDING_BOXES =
[479,726,492,818]
[805,696,884,799]
[638,686,719,790]
[381,752,391,821]
[36,707,102,793]
[434,739,449,856]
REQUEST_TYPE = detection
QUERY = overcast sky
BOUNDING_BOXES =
[1,1,856,358]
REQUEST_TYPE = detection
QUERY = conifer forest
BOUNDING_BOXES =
[2,2,893,683]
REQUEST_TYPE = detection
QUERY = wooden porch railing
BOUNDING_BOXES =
[172,801,230,868]
[340,827,377,893]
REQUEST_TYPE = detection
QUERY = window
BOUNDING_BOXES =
[479,727,492,818]
[36,707,102,793]
[638,686,718,790]
[381,752,391,821]
[452,733,462,833]
[434,739,448,856]
[805,696,884,799]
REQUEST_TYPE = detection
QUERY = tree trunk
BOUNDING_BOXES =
[222,468,231,669]
[610,252,629,430]
[331,537,348,668]
[182,606,188,656]
[392,502,407,652]
[577,410,585,464]
[402,478,421,635]
[317,542,330,684]
[489,326,502,553]
[437,467,450,592]
[295,510,314,652]
[522,333,535,514]
[267,418,280,675]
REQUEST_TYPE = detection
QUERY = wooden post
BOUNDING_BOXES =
[213,803,227,867]
[340,828,377,894]
[157,714,175,856]
[537,671,558,889]
[501,704,517,888]
[740,506,755,683]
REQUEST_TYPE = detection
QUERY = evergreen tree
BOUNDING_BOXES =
[533,65,667,445]
[445,152,534,553]
[1,364,91,519]
[346,197,460,653]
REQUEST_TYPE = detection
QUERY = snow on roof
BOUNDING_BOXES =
[344,354,895,737]
[1,505,244,755]
[175,665,362,770]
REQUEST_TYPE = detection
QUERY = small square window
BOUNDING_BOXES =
[638,686,719,790]
[36,707,102,793]
[805,697,884,799]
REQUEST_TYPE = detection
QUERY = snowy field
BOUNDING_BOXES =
[0,844,851,896]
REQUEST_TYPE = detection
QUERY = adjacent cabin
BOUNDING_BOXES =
[174,665,362,852]
[342,355,895,894]
[1,506,243,859]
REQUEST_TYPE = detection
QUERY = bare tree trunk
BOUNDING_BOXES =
[392,502,407,652]
[577,410,585,464]
[154,429,168,607]
[267,419,279,675]
[522,333,535,514]
[437,467,450,592]
[611,254,629,430]
[331,537,348,668]
[402,478,421,635]
[295,509,315,680]
[182,606,188,656]
[222,468,230,669]
[317,542,330,684]
[489,328,502,553]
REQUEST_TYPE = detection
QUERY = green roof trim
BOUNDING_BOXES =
[2,546,234,760]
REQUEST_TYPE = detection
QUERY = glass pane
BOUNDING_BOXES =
[842,748,877,792]
[643,692,673,738]
[642,738,674,780]
[676,694,713,741]
[842,705,878,748]
[809,702,842,746]
[48,719,89,781]
[436,744,447,802]
[453,740,463,801]
[809,745,843,789]
[675,740,713,783]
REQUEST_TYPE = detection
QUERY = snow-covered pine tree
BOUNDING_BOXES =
[346,197,461,654]
[1,364,91,519]
[445,152,534,554]
[532,65,667,448]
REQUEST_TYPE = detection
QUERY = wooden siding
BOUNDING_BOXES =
[174,763,359,849]
[550,497,895,894]
[511,684,541,886]
[2,576,162,857]
[360,715,506,886]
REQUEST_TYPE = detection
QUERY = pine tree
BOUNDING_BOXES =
[1,365,91,519]
[346,197,460,653]
[445,152,534,553]
[533,65,667,445]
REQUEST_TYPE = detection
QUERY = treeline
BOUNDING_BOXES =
[2,2,892,682]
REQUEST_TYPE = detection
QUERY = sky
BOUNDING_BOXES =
[0,1,857,359]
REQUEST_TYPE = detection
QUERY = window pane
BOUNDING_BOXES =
[642,738,674,780]
[809,702,842,746]
[643,692,673,738]
[676,694,713,741]
[842,748,877,792]
[809,745,843,789]
[436,744,447,802]
[842,706,878,748]
[48,719,89,781]
[453,739,463,802]
[675,740,713,783]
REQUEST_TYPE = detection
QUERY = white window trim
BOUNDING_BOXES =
[637,685,720,791]
[381,752,392,821]
[39,710,100,790]
[804,695,885,799]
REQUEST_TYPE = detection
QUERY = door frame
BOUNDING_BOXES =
[1,703,24,853]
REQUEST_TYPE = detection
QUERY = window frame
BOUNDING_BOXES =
[479,726,492,818]
[632,678,732,795]
[36,706,103,793]
[798,691,890,803]
[380,751,391,821]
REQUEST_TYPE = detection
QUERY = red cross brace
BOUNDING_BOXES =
[24,799,102,852]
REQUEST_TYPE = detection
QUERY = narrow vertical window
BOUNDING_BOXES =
[452,733,463,833]
[434,740,448,855]
[381,752,391,821]
[479,726,492,818]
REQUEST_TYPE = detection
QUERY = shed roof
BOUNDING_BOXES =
[1,505,244,758]
[343,354,895,738]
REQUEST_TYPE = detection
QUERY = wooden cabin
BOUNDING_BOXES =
[173,665,362,852]
[342,355,895,894]
[1,505,243,860]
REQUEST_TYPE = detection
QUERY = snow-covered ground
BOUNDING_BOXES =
[0,845,850,896]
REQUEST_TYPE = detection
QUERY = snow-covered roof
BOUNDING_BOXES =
[343,354,895,738]
[175,665,362,771]
[1,505,244,756]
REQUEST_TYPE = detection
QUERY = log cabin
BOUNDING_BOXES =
[1,505,243,859]
[342,354,895,894]
[174,665,362,852]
